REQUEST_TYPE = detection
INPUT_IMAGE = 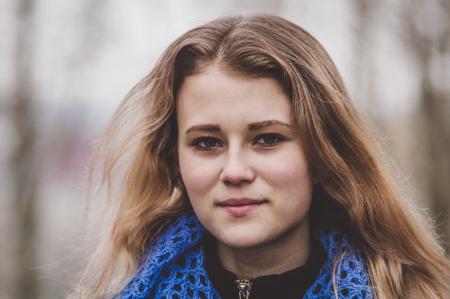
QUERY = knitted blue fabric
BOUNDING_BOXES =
[119,212,373,299]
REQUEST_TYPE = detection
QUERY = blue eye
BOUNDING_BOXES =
[191,137,222,151]
[254,133,285,146]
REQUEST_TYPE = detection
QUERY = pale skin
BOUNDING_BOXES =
[177,64,313,279]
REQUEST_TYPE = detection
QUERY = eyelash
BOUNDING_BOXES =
[255,133,286,146]
[191,133,286,151]
[191,136,222,151]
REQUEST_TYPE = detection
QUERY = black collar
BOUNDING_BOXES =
[203,234,327,299]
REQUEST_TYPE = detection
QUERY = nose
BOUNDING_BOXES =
[220,150,255,186]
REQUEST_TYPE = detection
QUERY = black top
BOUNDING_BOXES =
[203,234,327,299]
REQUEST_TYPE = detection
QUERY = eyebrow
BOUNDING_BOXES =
[185,120,295,134]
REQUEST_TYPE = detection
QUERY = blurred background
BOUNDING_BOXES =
[1,0,449,298]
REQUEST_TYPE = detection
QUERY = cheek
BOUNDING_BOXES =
[261,148,312,189]
[178,150,218,197]
[273,166,312,208]
[274,162,310,184]
[260,147,313,218]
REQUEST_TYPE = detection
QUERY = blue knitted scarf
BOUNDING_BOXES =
[119,212,373,298]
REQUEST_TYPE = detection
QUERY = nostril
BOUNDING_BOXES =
[220,168,255,186]
[223,179,245,186]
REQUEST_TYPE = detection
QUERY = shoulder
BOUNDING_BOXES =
[304,229,374,299]
[118,213,214,299]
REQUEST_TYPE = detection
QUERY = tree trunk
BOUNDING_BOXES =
[11,0,39,297]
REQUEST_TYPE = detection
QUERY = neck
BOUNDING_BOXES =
[216,220,311,279]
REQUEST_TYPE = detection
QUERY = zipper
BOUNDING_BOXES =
[234,279,253,299]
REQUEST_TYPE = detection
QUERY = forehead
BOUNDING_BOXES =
[176,65,292,129]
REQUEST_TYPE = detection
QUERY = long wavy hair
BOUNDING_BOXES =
[73,15,450,298]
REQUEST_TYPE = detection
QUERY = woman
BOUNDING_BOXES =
[74,15,450,298]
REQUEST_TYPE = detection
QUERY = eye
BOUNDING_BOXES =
[191,136,223,151]
[254,133,285,147]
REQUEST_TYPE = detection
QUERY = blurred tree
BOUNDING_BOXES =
[11,0,39,297]
[401,0,450,251]
[351,0,376,112]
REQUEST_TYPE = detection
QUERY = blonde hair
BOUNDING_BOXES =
[74,15,450,298]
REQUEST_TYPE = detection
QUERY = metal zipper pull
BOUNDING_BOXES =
[235,279,253,299]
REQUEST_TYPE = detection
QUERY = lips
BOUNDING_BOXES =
[217,198,267,217]
[218,198,266,206]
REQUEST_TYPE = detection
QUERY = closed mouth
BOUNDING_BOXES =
[217,198,267,217]
[217,198,267,207]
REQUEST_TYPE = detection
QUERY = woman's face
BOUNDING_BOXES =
[177,64,313,249]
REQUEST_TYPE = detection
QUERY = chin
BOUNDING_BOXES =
[218,229,270,249]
